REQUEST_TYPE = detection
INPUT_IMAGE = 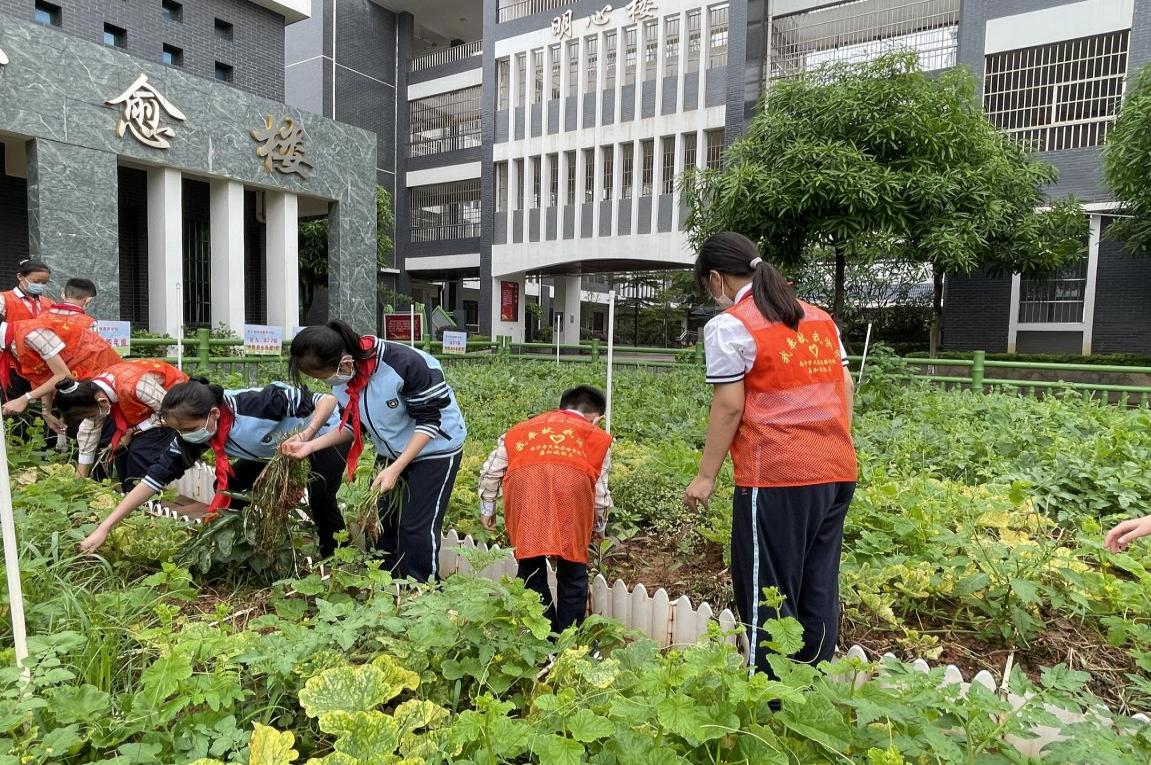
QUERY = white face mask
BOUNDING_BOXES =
[98,401,112,418]
[21,280,48,296]
[181,412,217,444]
[323,357,355,387]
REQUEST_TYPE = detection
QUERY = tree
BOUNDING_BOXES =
[298,187,396,320]
[684,52,1086,355]
[1103,61,1151,255]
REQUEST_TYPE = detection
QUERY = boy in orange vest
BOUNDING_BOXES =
[479,385,614,633]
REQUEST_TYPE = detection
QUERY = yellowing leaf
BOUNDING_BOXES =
[323,711,401,760]
[393,699,449,732]
[248,724,298,765]
[300,659,417,718]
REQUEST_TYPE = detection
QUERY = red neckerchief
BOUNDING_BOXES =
[108,404,131,453]
[338,337,378,480]
[206,406,237,517]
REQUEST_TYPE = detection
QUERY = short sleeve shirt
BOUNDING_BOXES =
[704,285,849,385]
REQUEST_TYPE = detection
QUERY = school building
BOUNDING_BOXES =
[0,0,378,338]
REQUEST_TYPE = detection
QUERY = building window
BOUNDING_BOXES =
[602,146,614,201]
[705,129,724,169]
[772,0,959,79]
[686,10,702,73]
[496,58,511,110]
[665,15,681,77]
[532,49,544,105]
[567,40,579,97]
[496,162,509,213]
[409,180,482,242]
[215,18,234,40]
[643,20,659,81]
[621,143,635,198]
[162,44,183,67]
[162,0,182,23]
[409,86,482,157]
[34,1,60,27]
[531,158,542,209]
[582,149,595,203]
[683,132,698,168]
[566,151,577,205]
[548,154,559,206]
[985,31,1129,152]
[623,27,638,86]
[549,45,561,100]
[604,31,618,91]
[214,62,234,82]
[103,23,127,48]
[708,4,729,70]
[514,160,525,210]
[641,139,655,196]
[585,35,599,93]
[515,53,527,107]
[661,137,676,194]
[1018,253,1089,323]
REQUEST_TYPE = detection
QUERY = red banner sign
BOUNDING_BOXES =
[500,281,519,322]
[384,313,423,342]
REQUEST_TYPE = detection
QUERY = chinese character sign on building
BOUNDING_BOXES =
[243,324,284,356]
[106,73,186,149]
[554,0,657,37]
[96,321,131,357]
[250,116,314,179]
[384,314,424,343]
[500,281,520,322]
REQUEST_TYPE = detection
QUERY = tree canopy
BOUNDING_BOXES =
[1103,61,1151,255]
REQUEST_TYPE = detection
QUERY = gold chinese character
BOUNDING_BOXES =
[786,337,797,350]
[587,4,613,26]
[624,0,658,22]
[779,351,792,364]
[106,73,186,149]
[250,116,314,179]
[515,442,525,452]
[797,332,806,344]
[812,330,821,342]
[552,10,573,39]
[541,427,553,434]
[527,431,538,440]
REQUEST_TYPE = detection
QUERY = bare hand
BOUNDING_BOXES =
[281,438,315,460]
[683,475,716,512]
[1105,515,1151,553]
[117,429,135,449]
[482,514,496,531]
[80,526,109,554]
[2,397,29,416]
[371,466,401,494]
[42,412,67,435]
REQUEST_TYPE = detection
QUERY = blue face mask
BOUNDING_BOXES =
[181,413,217,444]
[22,282,48,296]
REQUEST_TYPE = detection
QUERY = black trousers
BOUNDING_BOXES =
[730,482,855,674]
[226,443,349,558]
[374,451,462,583]
[96,425,177,492]
[517,556,588,634]
[3,372,47,444]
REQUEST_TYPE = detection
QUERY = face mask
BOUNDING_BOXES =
[323,357,355,386]
[181,413,217,444]
[22,282,48,296]
[98,402,112,418]
[711,274,734,308]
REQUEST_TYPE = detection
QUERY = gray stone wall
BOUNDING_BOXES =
[0,15,377,328]
[0,0,286,100]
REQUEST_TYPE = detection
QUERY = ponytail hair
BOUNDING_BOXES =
[695,232,804,330]
[161,377,225,420]
[54,377,103,419]
[289,320,374,385]
[17,260,51,278]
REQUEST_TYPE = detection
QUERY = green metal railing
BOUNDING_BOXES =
[128,332,1151,407]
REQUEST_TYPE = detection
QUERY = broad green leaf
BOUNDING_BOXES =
[40,724,82,757]
[763,618,805,656]
[248,724,298,765]
[535,734,584,765]
[49,684,110,724]
[326,711,401,760]
[656,694,706,746]
[299,659,417,717]
[565,708,615,743]
[139,653,194,702]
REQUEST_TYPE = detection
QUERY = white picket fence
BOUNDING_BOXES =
[162,467,1148,756]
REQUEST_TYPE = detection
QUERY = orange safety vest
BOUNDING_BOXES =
[724,296,857,488]
[1,291,43,323]
[503,410,613,564]
[96,359,188,429]
[11,309,122,386]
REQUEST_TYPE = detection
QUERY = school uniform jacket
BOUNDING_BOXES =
[141,382,341,492]
[335,337,466,462]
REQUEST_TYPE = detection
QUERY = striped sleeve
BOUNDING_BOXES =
[703,314,756,385]
[142,437,206,492]
[392,345,453,440]
[477,435,508,514]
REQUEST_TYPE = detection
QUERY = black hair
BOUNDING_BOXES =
[64,278,97,300]
[17,260,51,278]
[289,320,374,385]
[694,232,804,330]
[161,377,225,420]
[560,385,607,415]
[53,377,103,421]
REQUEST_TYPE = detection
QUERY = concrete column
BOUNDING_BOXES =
[491,273,526,342]
[209,180,246,332]
[26,139,119,320]
[265,191,300,334]
[560,274,582,344]
[147,167,182,335]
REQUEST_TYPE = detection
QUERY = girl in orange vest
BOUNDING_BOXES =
[53,359,189,491]
[477,386,614,633]
[0,260,52,437]
[683,232,857,674]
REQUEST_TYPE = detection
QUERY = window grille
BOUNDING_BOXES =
[705,129,724,169]
[641,140,655,195]
[644,20,659,81]
[584,149,595,203]
[605,32,618,90]
[496,58,511,110]
[622,143,635,198]
[409,87,482,157]
[708,4,729,69]
[532,49,544,104]
[409,181,482,242]
[549,45,561,100]
[624,27,638,85]
[686,10,702,72]
[1018,253,1089,323]
[683,132,698,168]
[602,146,615,201]
[585,35,599,93]
[661,137,676,194]
[665,16,681,77]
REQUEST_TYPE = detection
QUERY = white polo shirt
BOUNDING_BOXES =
[703,285,849,385]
